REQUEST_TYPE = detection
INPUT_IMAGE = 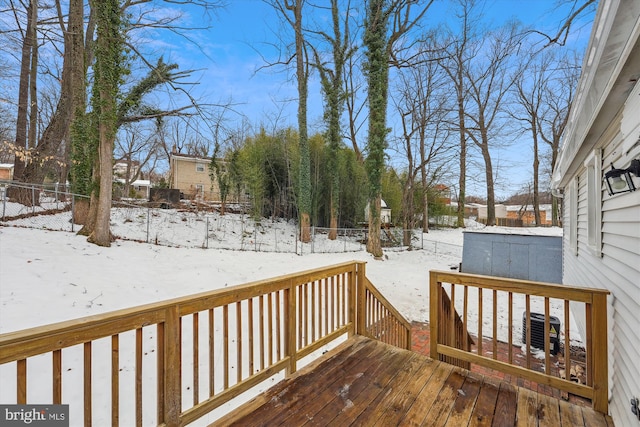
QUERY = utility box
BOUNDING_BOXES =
[460,230,562,284]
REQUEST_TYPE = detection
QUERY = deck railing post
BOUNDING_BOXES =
[164,306,181,425]
[356,262,366,336]
[285,280,297,376]
[429,271,440,360]
[591,293,609,414]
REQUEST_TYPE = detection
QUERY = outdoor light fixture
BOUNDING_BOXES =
[604,159,640,195]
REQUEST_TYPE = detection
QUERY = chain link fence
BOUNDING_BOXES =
[1,181,463,257]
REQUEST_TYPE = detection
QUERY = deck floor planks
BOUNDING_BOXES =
[467,376,501,427]
[236,338,388,426]
[224,336,377,427]
[395,359,455,426]
[559,397,585,426]
[216,337,615,427]
[422,368,469,426]
[275,340,401,425]
[306,347,415,425]
[536,391,562,427]
[370,356,439,426]
[516,385,540,427]
[492,381,519,427]
[582,407,611,427]
[443,370,484,427]
[349,352,428,426]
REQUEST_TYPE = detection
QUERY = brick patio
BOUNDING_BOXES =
[411,321,591,408]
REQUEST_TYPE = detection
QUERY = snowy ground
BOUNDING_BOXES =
[0,220,468,333]
[0,211,568,340]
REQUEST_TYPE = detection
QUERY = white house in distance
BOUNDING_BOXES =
[551,0,639,425]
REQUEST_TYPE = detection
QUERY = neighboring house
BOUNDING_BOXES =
[115,178,151,199]
[505,204,553,226]
[113,161,148,199]
[169,153,220,201]
[364,200,392,225]
[0,163,14,180]
[113,161,140,181]
[465,202,554,226]
[433,184,452,205]
[551,1,640,425]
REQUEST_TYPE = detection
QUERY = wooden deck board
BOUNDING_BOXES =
[467,376,501,427]
[214,337,614,427]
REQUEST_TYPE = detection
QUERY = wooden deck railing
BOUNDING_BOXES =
[430,270,610,414]
[0,261,410,426]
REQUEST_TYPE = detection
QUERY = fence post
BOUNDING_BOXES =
[344,229,347,253]
[71,195,75,232]
[146,206,150,244]
[206,216,209,248]
[274,224,278,252]
[1,184,6,220]
[311,226,315,254]
[31,185,35,214]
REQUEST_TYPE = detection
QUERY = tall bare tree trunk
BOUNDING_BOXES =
[13,0,37,185]
[17,0,86,191]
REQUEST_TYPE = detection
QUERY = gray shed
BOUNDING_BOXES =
[460,230,562,284]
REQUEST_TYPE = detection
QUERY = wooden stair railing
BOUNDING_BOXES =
[430,270,610,414]
[0,261,410,426]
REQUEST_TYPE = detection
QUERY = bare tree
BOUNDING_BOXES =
[309,0,356,239]
[539,52,580,225]
[438,0,479,228]
[12,0,86,203]
[11,0,38,185]
[529,0,597,47]
[463,23,523,226]
[511,53,553,225]
[268,0,312,243]
[114,122,161,196]
[392,39,452,240]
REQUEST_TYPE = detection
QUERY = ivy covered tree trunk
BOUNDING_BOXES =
[290,0,311,243]
[87,0,125,246]
[363,0,388,259]
[313,0,350,241]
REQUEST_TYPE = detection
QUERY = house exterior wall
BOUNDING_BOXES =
[552,1,640,424]
[505,209,550,226]
[169,155,220,201]
[0,164,14,180]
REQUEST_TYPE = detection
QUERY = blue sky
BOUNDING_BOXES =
[183,0,594,126]
[0,0,595,199]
